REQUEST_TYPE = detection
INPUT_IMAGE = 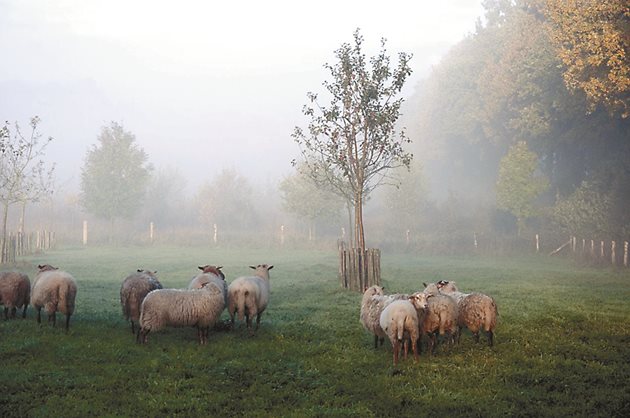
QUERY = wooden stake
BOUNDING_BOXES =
[624,241,628,267]
[82,221,88,246]
[611,241,616,265]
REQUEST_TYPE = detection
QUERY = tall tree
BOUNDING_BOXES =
[545,0,630,118]
[496,141,549,236]
[0,117,55,262]
[80,122,152,241]
[292,28,413,252]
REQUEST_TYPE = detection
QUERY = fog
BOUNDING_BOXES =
[0,0,484,193]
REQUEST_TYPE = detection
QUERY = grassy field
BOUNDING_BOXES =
[0,245,629,417]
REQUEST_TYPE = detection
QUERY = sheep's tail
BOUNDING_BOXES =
[395,315,406,342]
[237,290,247,322]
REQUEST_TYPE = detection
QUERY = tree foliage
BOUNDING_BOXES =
[292,28,413,250]
[196,168,258,231]
[80,122,152,224]
[279,163,343,230]
[0,117,55,261]
[545,0,630,118]
[496,141,549,236]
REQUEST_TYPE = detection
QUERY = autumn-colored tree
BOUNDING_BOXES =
[545,0,630,118]
[292,29,413,252]
[496,141,549,236]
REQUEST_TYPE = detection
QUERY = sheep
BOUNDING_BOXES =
[436,280,498,346]
[137,281,225,345]
[359,285,409,349]
[31,264,77,332]
[379,299,419,366]
[120,269,163,334]
[0,271,31,319]
[227,264,273,335]
[420,284,459,355]
[188,265,227,305]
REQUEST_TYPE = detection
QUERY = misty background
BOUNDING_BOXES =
[1,0,628,253]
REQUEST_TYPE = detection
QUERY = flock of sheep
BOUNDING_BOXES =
[0,263,273,343]
[1,263,497,365]
[360,281,498,365]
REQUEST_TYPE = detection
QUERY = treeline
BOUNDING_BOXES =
[398,0,630,245]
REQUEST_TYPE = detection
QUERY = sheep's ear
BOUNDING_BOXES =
[423,282,428,288]
[38,264,44,269]
[153,271,158,274]
[249,265,256,270]
[267,265,273,270]
[198,266,205,271]
[217,266,223,270]
[137,269,143,273]
[427,294,434,299]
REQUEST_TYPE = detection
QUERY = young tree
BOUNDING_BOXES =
[0,117,55,262]
[292,29,413,252]
[279,163,344,241]
[80,122,152,241]
[496,141,549,236]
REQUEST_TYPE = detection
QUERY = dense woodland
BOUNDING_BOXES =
[4,0,629,254]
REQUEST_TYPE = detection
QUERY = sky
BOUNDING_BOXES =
[0,0,485,194]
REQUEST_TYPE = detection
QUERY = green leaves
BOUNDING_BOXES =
[80,121,152,222]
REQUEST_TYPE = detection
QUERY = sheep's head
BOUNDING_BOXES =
[37,264,58,272]
[422,282,441,296]
[249,264,273,279]
[363,285,385,297]
[438,280,458,293]
[199,265,225,279]
[137,269,158,277]
[409,292,431,311]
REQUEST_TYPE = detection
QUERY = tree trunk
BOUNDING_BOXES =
[19,201,26,233]
[354,190,365,252]
[1,202,9,263]
[346,200,354,247]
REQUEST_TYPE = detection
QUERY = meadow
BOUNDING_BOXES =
[0,245,629,417]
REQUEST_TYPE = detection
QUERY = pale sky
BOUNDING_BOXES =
[0,0,485,193]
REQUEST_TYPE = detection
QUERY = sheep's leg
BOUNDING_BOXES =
[403,339,409,360]
[64,314,71,332]
[10,307,17,319]
[457,326,463,344]
[36,307,42,324]
[428,333,436,356]
[412,337,419,362]
[137,328,149,344]
[473,331,480,343]
[379,337,384,347]
[255,313,262,330]
[487,330,494,347]
[130,320,136,335]
[21,304,27,319]
[393,340,400,366]
[49,312,56,327]
[3,307,8,320]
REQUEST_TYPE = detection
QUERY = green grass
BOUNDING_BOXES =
[1,246,629,417]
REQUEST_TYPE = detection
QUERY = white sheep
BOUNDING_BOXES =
[227,264,273,334]
[436,280,498,346]
[0,271,30,319]
[420,284,459,355]
[359,285,409,349]
[120,269,163,334]
[188,265,227,305]
[31,264,77,332]
[379,299,419,366]
[137,281,225,345]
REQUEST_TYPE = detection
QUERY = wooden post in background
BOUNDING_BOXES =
[406,229,411,246]
[280,225,285,246]
[213,223,218,245]
[624,241,628,267]
[82,221,88,245]
[535,234,540,253]
[474,232,478,250]
[611,241,616,265]
[149,222,154,243]
[600,241,605,259]
[590,240,595,258]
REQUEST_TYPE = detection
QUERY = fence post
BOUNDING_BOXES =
[600,241,605,259]
[280,225,285,246]
[535,234,539,253]
[611,241,616,265]
[213,224,218,245]
[149,222,155,243]
[624,241,628,267]
[82,221,88,245]
[474,232,478,250]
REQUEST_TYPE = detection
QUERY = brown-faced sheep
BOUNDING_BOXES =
[120,269,163,334]
[137,282,225,345]
[0,271,30,319]
[188,265,227,305]
[31,264,77,332]
[227,264,273,335]
[436,280,498,346]
[420,284,459,355]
